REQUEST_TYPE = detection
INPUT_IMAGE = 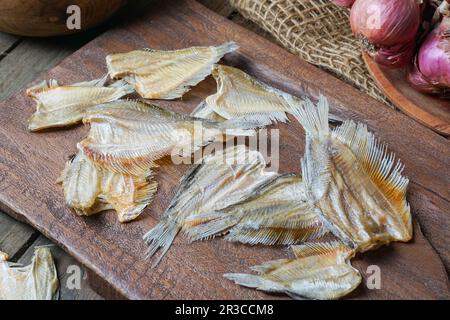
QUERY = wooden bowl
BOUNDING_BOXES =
[363,52,450,137]
[0,0,127,37]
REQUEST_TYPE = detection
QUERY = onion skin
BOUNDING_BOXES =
[350,0,421,46]
[350,0,422,68]
[333,0,355,7]
[408,17,450,97]
[373,40,417,68]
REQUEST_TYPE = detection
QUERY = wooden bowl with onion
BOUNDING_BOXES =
[0,0,127,37]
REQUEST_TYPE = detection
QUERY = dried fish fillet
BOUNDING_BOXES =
[224,241,361,300]
[203,64,295,124]
[79,100,253,176]
[293,97,412,252]
[106,42,238,99]
[184,173,328,245]
[0,248,59,300]
[193,64,342,126]
[144,146,279,266]
[59,152,157,223]
[27,76,133,131]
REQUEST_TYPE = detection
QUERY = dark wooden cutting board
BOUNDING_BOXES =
[0,0,448,299]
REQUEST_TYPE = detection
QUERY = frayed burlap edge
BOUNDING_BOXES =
[230,0,393,107]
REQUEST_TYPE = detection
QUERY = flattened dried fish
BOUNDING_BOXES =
[106,42,238,99]
[224,241,361,300]
[0,247,59,300]
[184,174,328,245]
[27,76,133,131]
[59,152,157,223]
[202,64,295,124]
[192,64,342,126]
[143,146,279,266]
[79,100,252,176]
[293,97,412,252]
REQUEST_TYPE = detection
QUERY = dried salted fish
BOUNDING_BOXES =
[58,152,157,223]
[183,173,328,245]
[106,42,238,99]
[27,76,133,131]
[293,96,412,252]
[79,100,253,176]
[224,241,361,300]
[0,247,59,300]
[200,64,296,124]
[144,146,280,266]
[192,64,342,126]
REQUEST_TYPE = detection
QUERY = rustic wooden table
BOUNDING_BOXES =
[0,0,267,300]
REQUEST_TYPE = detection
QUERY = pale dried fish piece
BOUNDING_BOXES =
[184,174,328,245]
[59,152,157,223]
[224,241,361,300]
[203,64,295,124]
[27,76,133,131]
[106,42,238,99]
[144,146,279,266]
[193,64,342,126]
[292,96,412,252]
[0,247,59,300]
[79,100,253,176]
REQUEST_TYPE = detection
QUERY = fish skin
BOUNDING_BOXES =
[224,241,361,300]
[183,173,329,245]
[143,146,280,267]
[106,42,239,99]
[59,152,157,223]
[0,247,59,300]
[292,96,412,252]
[79,100,253,176]
[26,76,133,132]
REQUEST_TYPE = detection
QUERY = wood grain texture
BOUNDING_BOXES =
[0,0,127,37]
[0,0,448,299]
[363,52,450,137]
[0,213,39,259]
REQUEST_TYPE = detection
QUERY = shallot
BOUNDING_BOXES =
[408,16,450,97]
[350,0,422,68]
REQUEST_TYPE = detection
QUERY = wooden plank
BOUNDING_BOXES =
[0,35,96,101]
[17,235,102,300]
[0,212,39,259]
[198,0,235,16]
[0,0,448,299]
[0,33,19,55]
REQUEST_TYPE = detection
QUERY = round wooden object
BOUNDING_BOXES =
[363,52,450,137]
[0,0,127,37]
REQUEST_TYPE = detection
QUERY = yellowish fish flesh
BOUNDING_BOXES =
[78,100,253,176]
[292,96,412,252]
[106,43,238,99]
[183,173,328,245]
[27,76,133,131]
[58,152,157,223]
[143,146,280,266]
[0,247,59,300]
[224,241,361,300]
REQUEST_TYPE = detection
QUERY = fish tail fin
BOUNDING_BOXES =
[143,218,180,268]
[214,41,239,57]
[183,212,240,242]
[290,95,330,137]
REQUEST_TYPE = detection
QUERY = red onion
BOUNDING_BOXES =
[408,17,450,97]
[333,0,355,7]
[350,0,422,68]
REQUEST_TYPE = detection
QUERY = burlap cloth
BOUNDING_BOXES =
[229,0,392,106]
